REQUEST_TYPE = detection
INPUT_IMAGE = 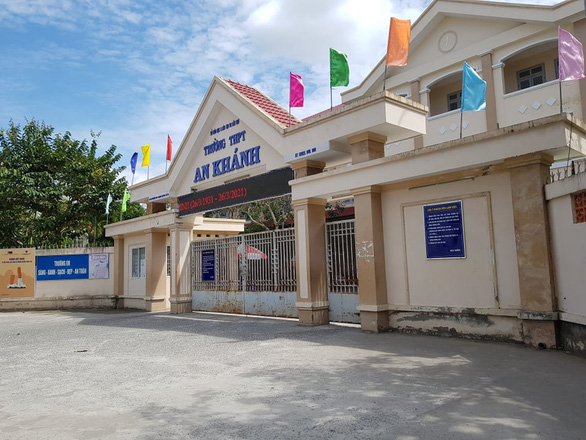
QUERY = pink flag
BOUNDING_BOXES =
[289,72,304,107]
[559,27,585,81]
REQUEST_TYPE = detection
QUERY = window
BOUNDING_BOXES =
[131,247,146,278]
[447,91,461,111]
[517,64,545,90]
[573,191,586,223]
[554,58,559,80]
[166,245,171,277]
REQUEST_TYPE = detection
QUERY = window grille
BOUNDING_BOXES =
[447,90,462,111]
[517,64,545,90]
[131,247,145,278]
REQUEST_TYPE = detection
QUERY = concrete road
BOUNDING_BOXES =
[1,310,585,440]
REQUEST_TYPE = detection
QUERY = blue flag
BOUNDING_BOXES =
[461,62,486,111]
[130,152,138,175]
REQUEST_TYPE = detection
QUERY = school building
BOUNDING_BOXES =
[103,0,586,353]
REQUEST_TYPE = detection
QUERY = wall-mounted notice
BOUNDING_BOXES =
[89,254,109,279]
[0,248,35,298]
[37,254,89,280]
[202,249,215,282]
[423,200,466,259]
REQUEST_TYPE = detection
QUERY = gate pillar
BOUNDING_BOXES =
[144,228,168,312]
[352,186,389,332]
[169,224,193,314]
[112,235,124,309]
[505,152,557,348]
[294,197,329,325]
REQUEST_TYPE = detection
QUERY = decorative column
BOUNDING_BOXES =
[346,131,389,332]
[291,159,325,179]
[492,62,505,121]
[481,51,498,131]
[112,235,125,309]
[147,202,166,215]
[347,132,386,164]
[144,228,168,312]
[169,224,193,314]
[294,197,329,325]
[420,87,431,148]
[409,79,424,150]
[352,186,389,332]
[505,152,557,348]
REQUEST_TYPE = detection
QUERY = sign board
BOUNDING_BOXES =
[37,255,90,280]
[423,201,466,259]
[0,248,35,298]
[178,167,294,217]
[201,249,215,281]
[89,254,109,279]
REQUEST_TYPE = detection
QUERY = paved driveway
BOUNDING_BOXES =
[1,310,585,439]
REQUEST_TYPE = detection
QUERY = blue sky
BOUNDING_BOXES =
[0,0,558,184]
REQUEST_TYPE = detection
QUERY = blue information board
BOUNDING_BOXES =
[202,249,215,281]
[424,201,466,259]
[37,255,90,280]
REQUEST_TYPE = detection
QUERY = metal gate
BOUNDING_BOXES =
[191,229,298,316]
[326,220,359,323]
[191,220,358,322]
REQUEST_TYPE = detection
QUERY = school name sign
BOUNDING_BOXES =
[193,128,261,183]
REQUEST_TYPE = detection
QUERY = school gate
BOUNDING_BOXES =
[106,1,586,352]
[191,220,359,323]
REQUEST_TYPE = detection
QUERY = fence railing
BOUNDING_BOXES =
[549,158,586,183]
[192,220,358,294]
[192,228,297,292]
[326,220,358,293]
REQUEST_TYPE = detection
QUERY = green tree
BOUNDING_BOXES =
[206,195,346,233]
[0,119,144,248]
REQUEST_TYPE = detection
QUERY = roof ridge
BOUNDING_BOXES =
[222,78,301,128]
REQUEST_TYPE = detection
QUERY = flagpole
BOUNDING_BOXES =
[460,108,463,139]
[330,86,333,110]
[147,165,150,180]
[559,79,563,114]
[383,65,387,91]
[165,159,168,174]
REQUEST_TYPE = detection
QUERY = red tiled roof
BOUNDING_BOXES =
[223,78,301,128]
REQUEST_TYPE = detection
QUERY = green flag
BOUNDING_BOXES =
[330,48,349,87]
[121,189,131,213]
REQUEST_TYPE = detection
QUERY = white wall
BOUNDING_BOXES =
[382,173,521,311]
[0,247,115,310]
[35,248,114,299]
[546,175,586,325]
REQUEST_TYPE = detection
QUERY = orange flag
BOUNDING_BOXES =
[386,18,411,67]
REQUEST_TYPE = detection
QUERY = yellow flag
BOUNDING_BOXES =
[141,144,150,167]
